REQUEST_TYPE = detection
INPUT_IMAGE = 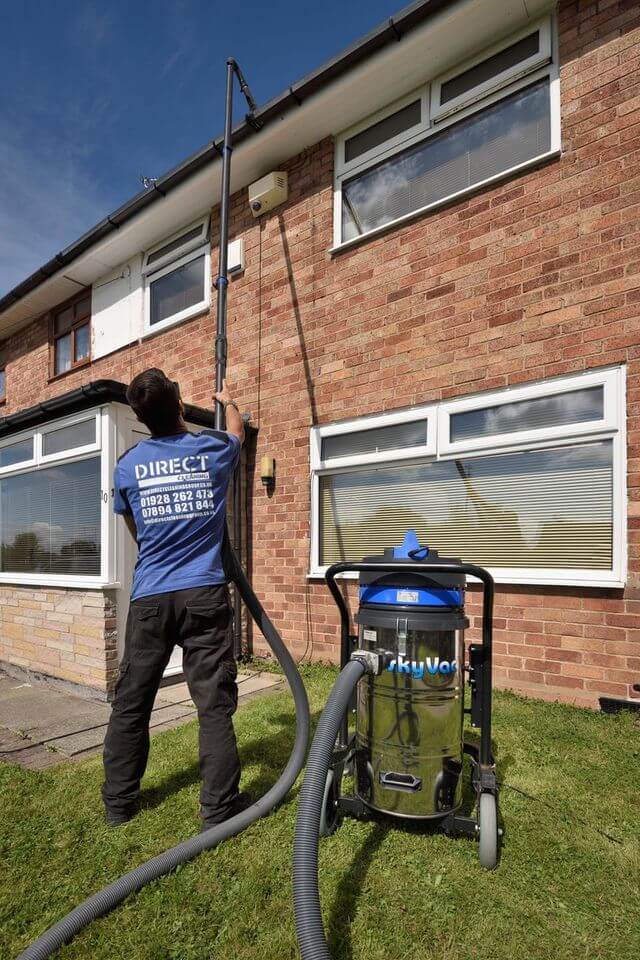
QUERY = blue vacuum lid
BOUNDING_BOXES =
[359,530,465,609]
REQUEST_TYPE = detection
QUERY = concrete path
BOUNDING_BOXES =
[0,669,284,770]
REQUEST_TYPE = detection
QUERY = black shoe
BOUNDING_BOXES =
[200,792,254,831]
[105,806,136,827]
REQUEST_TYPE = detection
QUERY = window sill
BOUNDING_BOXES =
[0,576,120,590]
[306,571,625,590]
[330,148,561,257]
[48,358,92,385]
[141,304,210,341]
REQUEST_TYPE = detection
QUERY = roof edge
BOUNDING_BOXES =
[0,380,221,437]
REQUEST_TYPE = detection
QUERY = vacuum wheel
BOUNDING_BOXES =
[319,769,340,838]
[478,792,499,870]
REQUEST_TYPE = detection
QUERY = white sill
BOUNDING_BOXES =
[0,576,121,590]
[330,148,561,256]
[141,302,210,340]
[307,571,625,590]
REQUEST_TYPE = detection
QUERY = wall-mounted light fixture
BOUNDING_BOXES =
[260,455,275,490]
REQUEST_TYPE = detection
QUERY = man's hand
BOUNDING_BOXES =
[214,380,245,443]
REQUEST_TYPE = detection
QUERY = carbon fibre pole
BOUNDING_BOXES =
[214,58,260,431]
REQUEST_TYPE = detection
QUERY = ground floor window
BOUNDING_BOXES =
[0,458,101,575]
[0,408,110,587]
[310,367,626,587]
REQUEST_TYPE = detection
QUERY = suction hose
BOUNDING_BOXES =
[18,548,310,960]
[293,658,367,960]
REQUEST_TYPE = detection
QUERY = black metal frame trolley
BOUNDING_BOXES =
[321,530,500,869]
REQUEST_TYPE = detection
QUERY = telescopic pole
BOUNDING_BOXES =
[214,59,235,430]
[214,58,260,430]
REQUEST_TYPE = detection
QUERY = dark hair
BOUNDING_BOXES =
[126,368,182,435]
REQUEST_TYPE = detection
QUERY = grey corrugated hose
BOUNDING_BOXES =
[17,553,310,960]
[293,659,366,960]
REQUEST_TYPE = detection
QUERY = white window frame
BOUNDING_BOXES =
[142,217,210,275]
[0,429,36,475]
[143,245,211,336]
[309,367,627,589]
[431,17,552,122]
[335,88,430,180]
[332,14,560,250]
[0,405,116,589]
[143,216,211,336]
[437,367,620,458]
[39,409,101,465]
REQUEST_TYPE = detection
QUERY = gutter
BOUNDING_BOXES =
[0,0,453,317]
[0,380,220,438]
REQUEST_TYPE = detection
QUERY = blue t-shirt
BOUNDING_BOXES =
[113,429,241,600]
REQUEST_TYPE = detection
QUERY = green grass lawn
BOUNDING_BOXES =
[1,664,639,960]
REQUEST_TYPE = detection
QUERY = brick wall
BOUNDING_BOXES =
[0,0,639,705]
[0,587,117,694]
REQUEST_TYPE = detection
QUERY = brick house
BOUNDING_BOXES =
[0,0,638,707]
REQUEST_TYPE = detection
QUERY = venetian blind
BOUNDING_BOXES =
[320,441,613,569]
[0,457,101,575]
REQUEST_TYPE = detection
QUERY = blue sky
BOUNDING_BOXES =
[0,0,402,297]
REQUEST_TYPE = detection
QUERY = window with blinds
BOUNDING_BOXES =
[321,419,428,460]
[0,458,101,575]
[320,441,613,570]
[312,367,624,584]
[342,79,550,242]
[334,15,556,246]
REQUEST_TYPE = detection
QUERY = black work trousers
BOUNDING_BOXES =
[102,584,240,823]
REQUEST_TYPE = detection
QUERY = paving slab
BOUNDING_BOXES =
[0,669,284,769]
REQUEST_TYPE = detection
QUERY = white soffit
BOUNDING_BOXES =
[0,0,549,337]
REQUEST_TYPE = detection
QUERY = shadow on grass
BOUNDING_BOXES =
[323,732,514,956]
[139,707,310,811]
[326,822,387,960]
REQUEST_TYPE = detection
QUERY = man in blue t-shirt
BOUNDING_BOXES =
[102,368,246,829]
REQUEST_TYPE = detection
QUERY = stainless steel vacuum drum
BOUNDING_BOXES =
[354,532,469,819]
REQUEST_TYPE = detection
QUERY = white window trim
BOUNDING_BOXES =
[431,17,552,122]
[437,367,620,458]
[0,404,117,590]
[0,428,36,475]
[311,405,436,472]
[39,409,101,465]
[335,88,430,180]
[143,245,211,337]
[309,367,627,589]
[332,14,560,249]
[142,217,210,275]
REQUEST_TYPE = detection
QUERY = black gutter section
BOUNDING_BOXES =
[0,0,453,316]
[0,380,218,438]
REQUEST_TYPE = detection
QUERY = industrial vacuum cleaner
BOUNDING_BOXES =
[293,529,500,960]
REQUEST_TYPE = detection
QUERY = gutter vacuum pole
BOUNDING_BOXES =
[215,58,259,430]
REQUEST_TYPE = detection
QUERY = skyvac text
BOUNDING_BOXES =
[387,654,458,680]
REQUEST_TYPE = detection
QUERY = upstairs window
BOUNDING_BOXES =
[0,367,5,403]
[51,292,91,377]
[143,217,211,335]
[334,16,558,247]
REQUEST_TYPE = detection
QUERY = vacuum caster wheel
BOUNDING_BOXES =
[478,792,499,870]
[319,769,340,838]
